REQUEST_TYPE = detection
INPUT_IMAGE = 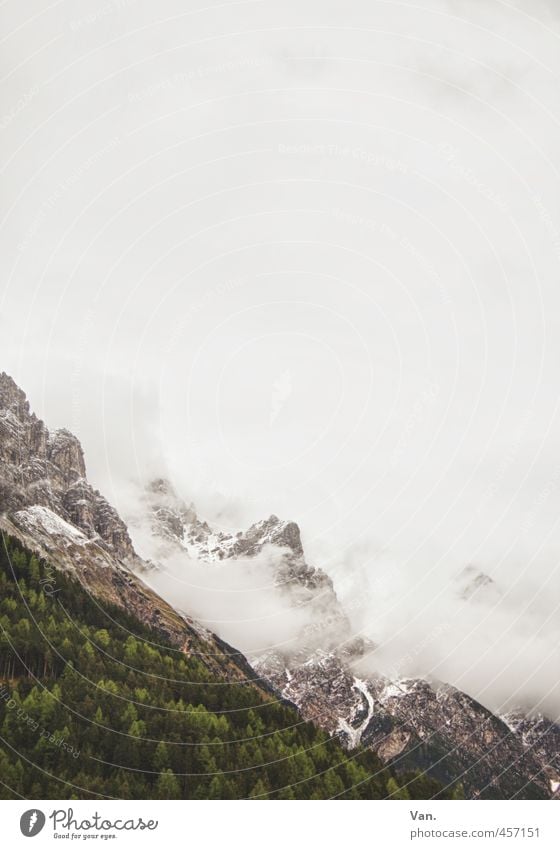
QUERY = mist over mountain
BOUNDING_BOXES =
[4,0,560,587]
[2,0,560,802]
[1,373,558,798]
[120,471,560,797]
[116,469,560,721]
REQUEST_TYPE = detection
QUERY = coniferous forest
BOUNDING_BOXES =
[0,534,460,800]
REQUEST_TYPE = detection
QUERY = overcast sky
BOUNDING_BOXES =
[2,0,560,709]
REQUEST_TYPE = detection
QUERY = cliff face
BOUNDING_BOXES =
[503,711,560,798]
[0,372,133,562]
[0,374,269,688]
[143,478,558,800]
[144,479,356,655]
[1,372,558,799]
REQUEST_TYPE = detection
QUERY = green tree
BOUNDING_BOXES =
[155,769,181,799]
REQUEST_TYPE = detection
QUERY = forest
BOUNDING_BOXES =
[0,534,461,800]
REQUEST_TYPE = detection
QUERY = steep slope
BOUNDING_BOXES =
[141,478,357,652]
[0,374,265,685]
[361,679,550,799]
[141,479,555,799]
[502,711,560,798]
[0,373,132,561]
[0,374,555,799]
[0,374,442,798]
[3,534,447,800]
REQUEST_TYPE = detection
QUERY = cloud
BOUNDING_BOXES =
[135,540,332,657]
[2,0,560,718]
[335,540,560,717]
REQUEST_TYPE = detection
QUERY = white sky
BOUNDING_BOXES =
[2,2,560,704]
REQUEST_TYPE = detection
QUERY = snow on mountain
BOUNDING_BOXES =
[14,504,89,546]
[0,372,134,562]
[501,710,560,797]
[2,372,557,800]
[0,374,278,686]
[139,476,555,798]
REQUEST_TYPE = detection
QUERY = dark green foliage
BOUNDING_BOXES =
[0,534,452,800]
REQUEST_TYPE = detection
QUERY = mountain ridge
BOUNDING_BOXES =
[0,373,272,687]
[0,372,557,799]
[142,474,559,799]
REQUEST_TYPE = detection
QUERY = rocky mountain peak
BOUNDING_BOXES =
[232,514,304,557]
[456,564,498,601]
[0,371,30,418]
[1,375,557,799]
[47,428,87,483]
[148,477,174,497]
[0,373,133,562]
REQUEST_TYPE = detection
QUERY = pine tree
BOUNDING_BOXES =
[154,769,181,799]
[386,776,411,800]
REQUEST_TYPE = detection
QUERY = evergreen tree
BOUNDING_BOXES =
[0,533,456,801]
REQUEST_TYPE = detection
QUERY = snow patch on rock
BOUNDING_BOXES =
[13,505,88,545]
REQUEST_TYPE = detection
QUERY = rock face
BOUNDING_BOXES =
[254,655,555,799]
[455,565,499,602]
[0,374,273,689]
[142,478,556,799]
[144,480,355,654]
[0,373,133,562]
[502,711,560,798]
[361,679,552,799]
[2,373,557,799]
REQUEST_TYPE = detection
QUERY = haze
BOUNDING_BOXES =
[1,0,560,714]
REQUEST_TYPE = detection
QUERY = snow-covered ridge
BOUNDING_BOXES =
[0,372,135,562]
[377,678,419,702]
[338,677,375,747]
[13,505,88,546]
[142,479,305,564]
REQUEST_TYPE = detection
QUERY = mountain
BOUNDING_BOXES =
[1,372,557,799]
[142,478,559,799]
[2,533,437,800]
[141,477,355,652]
[455,565,499,602]
[0,373,133,561]
[502,711,560,798]
[0,371,453,801]
[0,372,268,683]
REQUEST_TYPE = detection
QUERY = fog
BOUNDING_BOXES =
[1,0,560,716]
[143,545,317,656]
[335,542,560,716]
